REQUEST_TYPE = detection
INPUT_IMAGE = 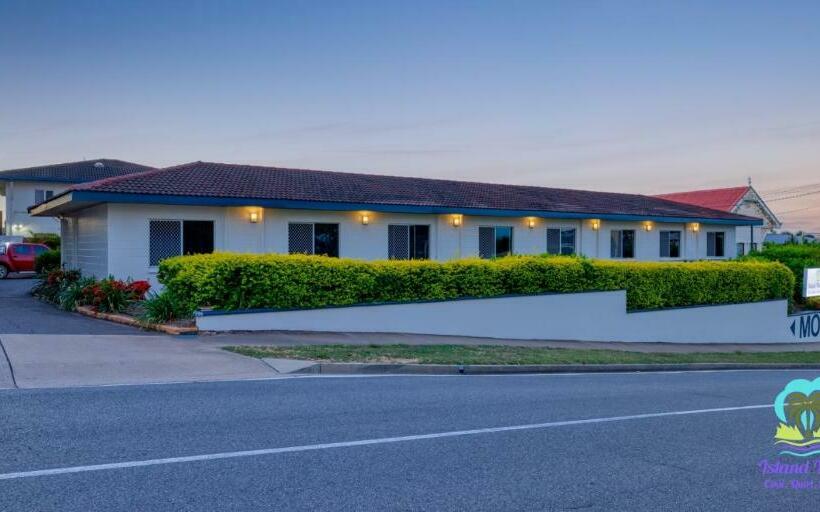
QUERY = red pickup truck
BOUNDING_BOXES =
[0,243,51,278]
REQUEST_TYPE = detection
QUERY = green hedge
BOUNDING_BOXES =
[157,253,794,315]
[34,249,61,274]
[743,243,820,303]
[24,233,60,250]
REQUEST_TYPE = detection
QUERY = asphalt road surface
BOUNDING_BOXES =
[1,370,817,511]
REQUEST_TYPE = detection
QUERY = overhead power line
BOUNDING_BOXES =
[765,189,820,202]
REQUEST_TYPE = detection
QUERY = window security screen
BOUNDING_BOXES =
[149,220,181,266]
[478,227,495,259]
[388,225,429,260]
[479,226,512,259]
[149,220,213,266]
[288,223,339,257]
[288,223,314,254]
[388,225,410,259]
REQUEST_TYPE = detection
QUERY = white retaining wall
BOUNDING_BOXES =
[195,291,820,344]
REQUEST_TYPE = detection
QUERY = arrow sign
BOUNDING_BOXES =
[790,320,796,336]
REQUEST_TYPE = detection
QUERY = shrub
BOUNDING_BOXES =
[806,297,820,310]
[157,253,794,314]
[141,291,190,324]
[31,268,81,304]
[24,233,60,250]
[81,277,151,313]
[58,276,96,311]
[34,249,61,274]
[743,244,820,303]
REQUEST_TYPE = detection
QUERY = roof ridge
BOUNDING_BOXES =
[190,160,656,199]
[654,185,749,197]
[73,161,194,191]
[0,158,150,174]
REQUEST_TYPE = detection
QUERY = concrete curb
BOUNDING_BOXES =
[292,362,820,375]
[75,306,198,335]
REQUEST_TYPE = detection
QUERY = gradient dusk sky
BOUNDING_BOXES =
[1,1,818,231]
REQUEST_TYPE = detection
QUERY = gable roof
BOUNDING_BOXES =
[30,161,762,225]
[0,159,154,184]
[653,187,749,212]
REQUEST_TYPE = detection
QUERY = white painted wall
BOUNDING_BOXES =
[60,203,742,284]
[68,204,109,279]
[196,291,820,344]
[0,180,71,235]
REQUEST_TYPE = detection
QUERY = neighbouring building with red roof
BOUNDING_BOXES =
[655,184,781,257]
[29,161,762,284]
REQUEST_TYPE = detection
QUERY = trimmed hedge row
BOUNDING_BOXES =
[157,253,795,315]
[742,243,820,303]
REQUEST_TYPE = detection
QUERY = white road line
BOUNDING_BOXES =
[0,403,770,481]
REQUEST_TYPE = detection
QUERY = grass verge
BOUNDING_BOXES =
[224,344,820,365]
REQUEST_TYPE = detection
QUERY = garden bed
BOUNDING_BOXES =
[75,306,197,335]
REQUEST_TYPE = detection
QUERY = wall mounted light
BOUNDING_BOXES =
[643,221,653,232]
[360,213,370,226]
[590,219,600,231]
[690,222,700,233]
[526,217,536,229]
[451,214,463,227]
[248,210,259,223]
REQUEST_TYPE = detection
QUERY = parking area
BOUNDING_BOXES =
[0,276,149,335]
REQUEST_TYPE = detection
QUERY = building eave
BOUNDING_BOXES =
[31,190,762,226]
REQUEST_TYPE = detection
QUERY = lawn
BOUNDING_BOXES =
[224,344,820,365]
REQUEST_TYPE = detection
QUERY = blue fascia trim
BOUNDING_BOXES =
[0,176,84,184]
[70,191,763,226]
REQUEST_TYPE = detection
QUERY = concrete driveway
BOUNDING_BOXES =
[0,277,277,389]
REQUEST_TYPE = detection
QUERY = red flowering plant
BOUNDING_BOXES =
[80,277,151,313]
[32,269,81,304]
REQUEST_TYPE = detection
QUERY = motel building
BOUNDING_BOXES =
[29,161,761,287]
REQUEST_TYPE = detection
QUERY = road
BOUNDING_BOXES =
[1,370,817,511]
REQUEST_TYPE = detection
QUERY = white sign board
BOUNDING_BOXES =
[805,268,820,298]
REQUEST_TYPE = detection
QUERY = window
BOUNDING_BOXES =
[659,231,681,258]
[478,226,513,259]
[610,230,635,259]
[34,189,54,204]
[707,232,725,257]
[388,225,430,260]
[33,245,49,256]
[288,223,339,257]
[546,228,576,255]
[149,220,214,266]
[13,245,32,255]
[736,243,745,257]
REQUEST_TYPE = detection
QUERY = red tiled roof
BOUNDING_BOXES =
[654,187,749,212]
[49,161,758,223]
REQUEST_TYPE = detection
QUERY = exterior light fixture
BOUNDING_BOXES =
[643,221,653,232]
[451,214,463,227]
[361,213,370,226]
[690,222,700,233]
[249,210,259,223]
[526,217,536,229]
[590,219,600,231]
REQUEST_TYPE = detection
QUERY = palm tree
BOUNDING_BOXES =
[784,391,820,438]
